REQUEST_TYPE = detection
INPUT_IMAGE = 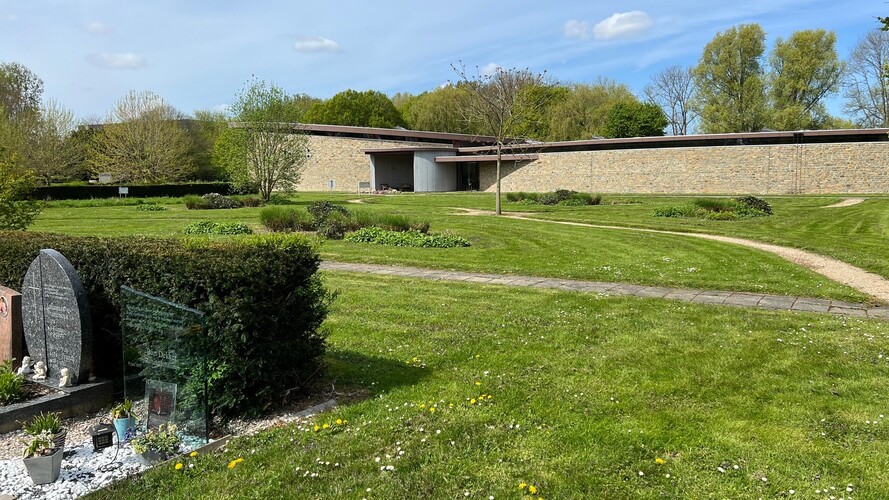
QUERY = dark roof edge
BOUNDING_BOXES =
[228,122,499,143]
[457,129,889,153]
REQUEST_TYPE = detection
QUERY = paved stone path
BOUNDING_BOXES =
[320,261,889,320]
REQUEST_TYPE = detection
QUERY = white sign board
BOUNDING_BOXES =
[118,186,129,197]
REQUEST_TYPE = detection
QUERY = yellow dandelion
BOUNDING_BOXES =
[475,381,481,386]
[655,457,666,464]
[420,404,426,409]
[322,423,330,429]
[430,407,435,413]
[190,451,198,457]
[519,482,527,489]
[313,425,320,432]
[449,403,454,408]
[175,462,183,470]
[336,419,343,425]
[529,485,538,494]
[487,395,492,400]
[470,398,477,405]
[227,458,244,469]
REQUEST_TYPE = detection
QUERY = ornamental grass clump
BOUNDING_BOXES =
[183,220,252,235]
[0,359,23,405]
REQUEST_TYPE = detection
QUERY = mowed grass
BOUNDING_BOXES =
[93,272,889,499]
[29,193,868,302]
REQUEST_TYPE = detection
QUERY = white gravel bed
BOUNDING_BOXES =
[0,437,147,499]
[0,398,338,498]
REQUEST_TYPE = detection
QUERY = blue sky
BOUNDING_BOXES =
[0,0,881,121]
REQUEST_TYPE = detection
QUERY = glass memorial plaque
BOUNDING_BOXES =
[120,286,208,451]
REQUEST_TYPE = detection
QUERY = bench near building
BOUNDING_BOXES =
[293,124,889,195]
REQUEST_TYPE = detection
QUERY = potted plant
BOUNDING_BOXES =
[131,423,181,466]
[22,412,66,450]
[21,432,62,484]
[111,399,136,441]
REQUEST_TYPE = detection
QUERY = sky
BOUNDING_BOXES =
[0,0,883,121]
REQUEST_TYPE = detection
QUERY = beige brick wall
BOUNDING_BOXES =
[296,135,439,192]
[478,142,889,194]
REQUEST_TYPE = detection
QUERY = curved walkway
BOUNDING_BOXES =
[497,214,889,304]
[320,261,889,319]
[822,197,866,208]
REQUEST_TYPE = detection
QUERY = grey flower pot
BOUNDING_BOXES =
[23,447,63,485]
[137,450,170,466]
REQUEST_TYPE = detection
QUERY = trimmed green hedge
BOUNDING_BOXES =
[0,232,329,418]
[30,182,239,200]
[346,227,470,248]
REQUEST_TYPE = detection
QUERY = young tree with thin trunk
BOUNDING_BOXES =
[217,79,309,201]
[644,65,698,135]
[452,63,547,215]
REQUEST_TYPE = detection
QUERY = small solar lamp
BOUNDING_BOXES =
[90,422,116,451]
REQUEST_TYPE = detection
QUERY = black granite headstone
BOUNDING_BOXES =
[22,249,92,386]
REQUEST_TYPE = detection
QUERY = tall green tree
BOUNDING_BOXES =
[768,29,844,130]
[88,90,195,183]
[546,79,636,141]
[452,63,548,215]
[0,62,43,123]
[602,101,668,138]
[843,29,889,127]
[694,24,768,133]
[303,90,406,128]
[216,79,309,200]
[398,86,478,134]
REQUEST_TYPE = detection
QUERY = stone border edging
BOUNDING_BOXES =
[320,262,889,319]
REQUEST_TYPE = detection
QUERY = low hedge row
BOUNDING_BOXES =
[30,182,240,200]
[0,232,330,418]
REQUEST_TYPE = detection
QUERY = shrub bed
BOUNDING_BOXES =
[654,196,772,220]
[0,232,330,418]
[183,221,253,235]
[506,190,602,206]
[345,227,470,248]
[259,201,432,240]
[30,182,238,200]
[184,193,242,210]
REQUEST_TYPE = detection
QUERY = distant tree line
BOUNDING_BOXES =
[1,21,888,191]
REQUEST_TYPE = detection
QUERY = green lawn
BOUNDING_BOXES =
[93,272,889,499]
[28,193,870,302]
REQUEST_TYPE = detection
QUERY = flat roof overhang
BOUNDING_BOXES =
[435,154,539,163]
[363,146,456,154]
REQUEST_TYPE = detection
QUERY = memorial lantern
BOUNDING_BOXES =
[90,422,116,451]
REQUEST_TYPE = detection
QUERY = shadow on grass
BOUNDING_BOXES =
[324,349,431,395]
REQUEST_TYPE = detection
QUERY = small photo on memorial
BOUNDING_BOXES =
[145,379,177,430]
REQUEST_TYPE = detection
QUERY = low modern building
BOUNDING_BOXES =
[293,124,889,195]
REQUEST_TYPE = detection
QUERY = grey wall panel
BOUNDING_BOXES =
[414,151,457,192]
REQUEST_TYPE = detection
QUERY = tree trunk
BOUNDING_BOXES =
[495,143,502,215]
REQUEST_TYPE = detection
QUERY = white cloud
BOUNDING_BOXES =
[293,36,341,53]
[211,103,230,114]
[593,11,654,40]
[564,20,589,39]
[479,62,501,77]
[85,21,111,35]
[85,52,147,70]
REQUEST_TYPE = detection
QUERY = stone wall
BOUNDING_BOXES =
[478,142,889,194]
[297,135,439,192]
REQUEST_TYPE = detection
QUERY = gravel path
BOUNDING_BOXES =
[504,215,889,304]
[822,198,866,208]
